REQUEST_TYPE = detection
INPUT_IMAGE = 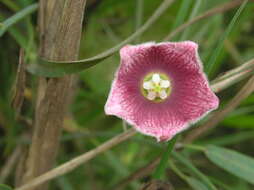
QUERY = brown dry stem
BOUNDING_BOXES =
[11,49,26,116]
[18,1,87,190]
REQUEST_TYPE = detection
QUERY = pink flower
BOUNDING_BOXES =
[105,41,219,141]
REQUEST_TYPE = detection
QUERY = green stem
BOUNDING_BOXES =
[0,3,38,37]
[171,0,192,32]
[182,144,206,151]
[135,0,144,43]
[180,0,202,40]
[169,161,188,180]
[152,135,178,179]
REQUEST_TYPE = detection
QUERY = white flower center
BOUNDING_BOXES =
[142,73,171,102]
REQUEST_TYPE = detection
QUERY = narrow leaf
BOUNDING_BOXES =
[170,161,209,190]
[134,0,144,43]
[27,0,175,77]
[180,0,202,40]
[0,3,38,37]
[1,0,19,11]
[171,0,192,37]
[205,145,254,185]
[152,135,178,179]
[222,115,254,128]
[186,177,210,190]
[205,0,248,75]
[173,152,217,190]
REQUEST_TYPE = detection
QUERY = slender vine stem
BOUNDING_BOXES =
[27,0,176,77]
[152,135,178,179]
[0,3,38,37]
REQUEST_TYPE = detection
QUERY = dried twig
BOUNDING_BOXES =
[15,129,136,190]
[19,1,87,190]
[11,49,26,116]
[163,0,245,40]
[211,58,254,93]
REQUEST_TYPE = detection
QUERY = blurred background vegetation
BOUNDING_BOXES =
[0,0,254,189]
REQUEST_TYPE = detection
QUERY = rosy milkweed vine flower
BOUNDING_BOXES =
[105,41,219,141]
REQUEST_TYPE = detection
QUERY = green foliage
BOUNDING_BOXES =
[205,0,248,75]
[170,0,192,40]
[173,152,217,190]
[0,184,12,190]
[0,3,38,37]
[205,145,254,185]
[222,115,254,128]
[186,177,210,190]
[0,0,254,189]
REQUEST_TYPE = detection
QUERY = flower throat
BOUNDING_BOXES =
[141,73,171,102]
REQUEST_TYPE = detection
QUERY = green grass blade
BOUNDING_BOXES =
[205,0,248,75]
[0,14,27,48]
[170,0,192,40]
[27,0,175,77]
[152,135,178,179]
[205,145,254,185]
[135,0,144,43]
[180,0,202,40]
[169,161,210,190]
[186,177,210,190]
[209,177,232,190]
[173,152,217,190]
[1,0,20,11]
[222,115,254,129]
[0,3,38,37]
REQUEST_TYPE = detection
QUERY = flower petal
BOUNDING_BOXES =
[159,90,167,99]
[120,42,155,67]
[143,81,154,90]
[160,80,170,88]
[152,73,161,84]
[156,41,202,74]
[171,72,219,122]
[147,91,156,100]
[105,41,219,142]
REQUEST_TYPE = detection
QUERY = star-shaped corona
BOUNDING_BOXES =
[105,41,219,141]
[142,73,171,102]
